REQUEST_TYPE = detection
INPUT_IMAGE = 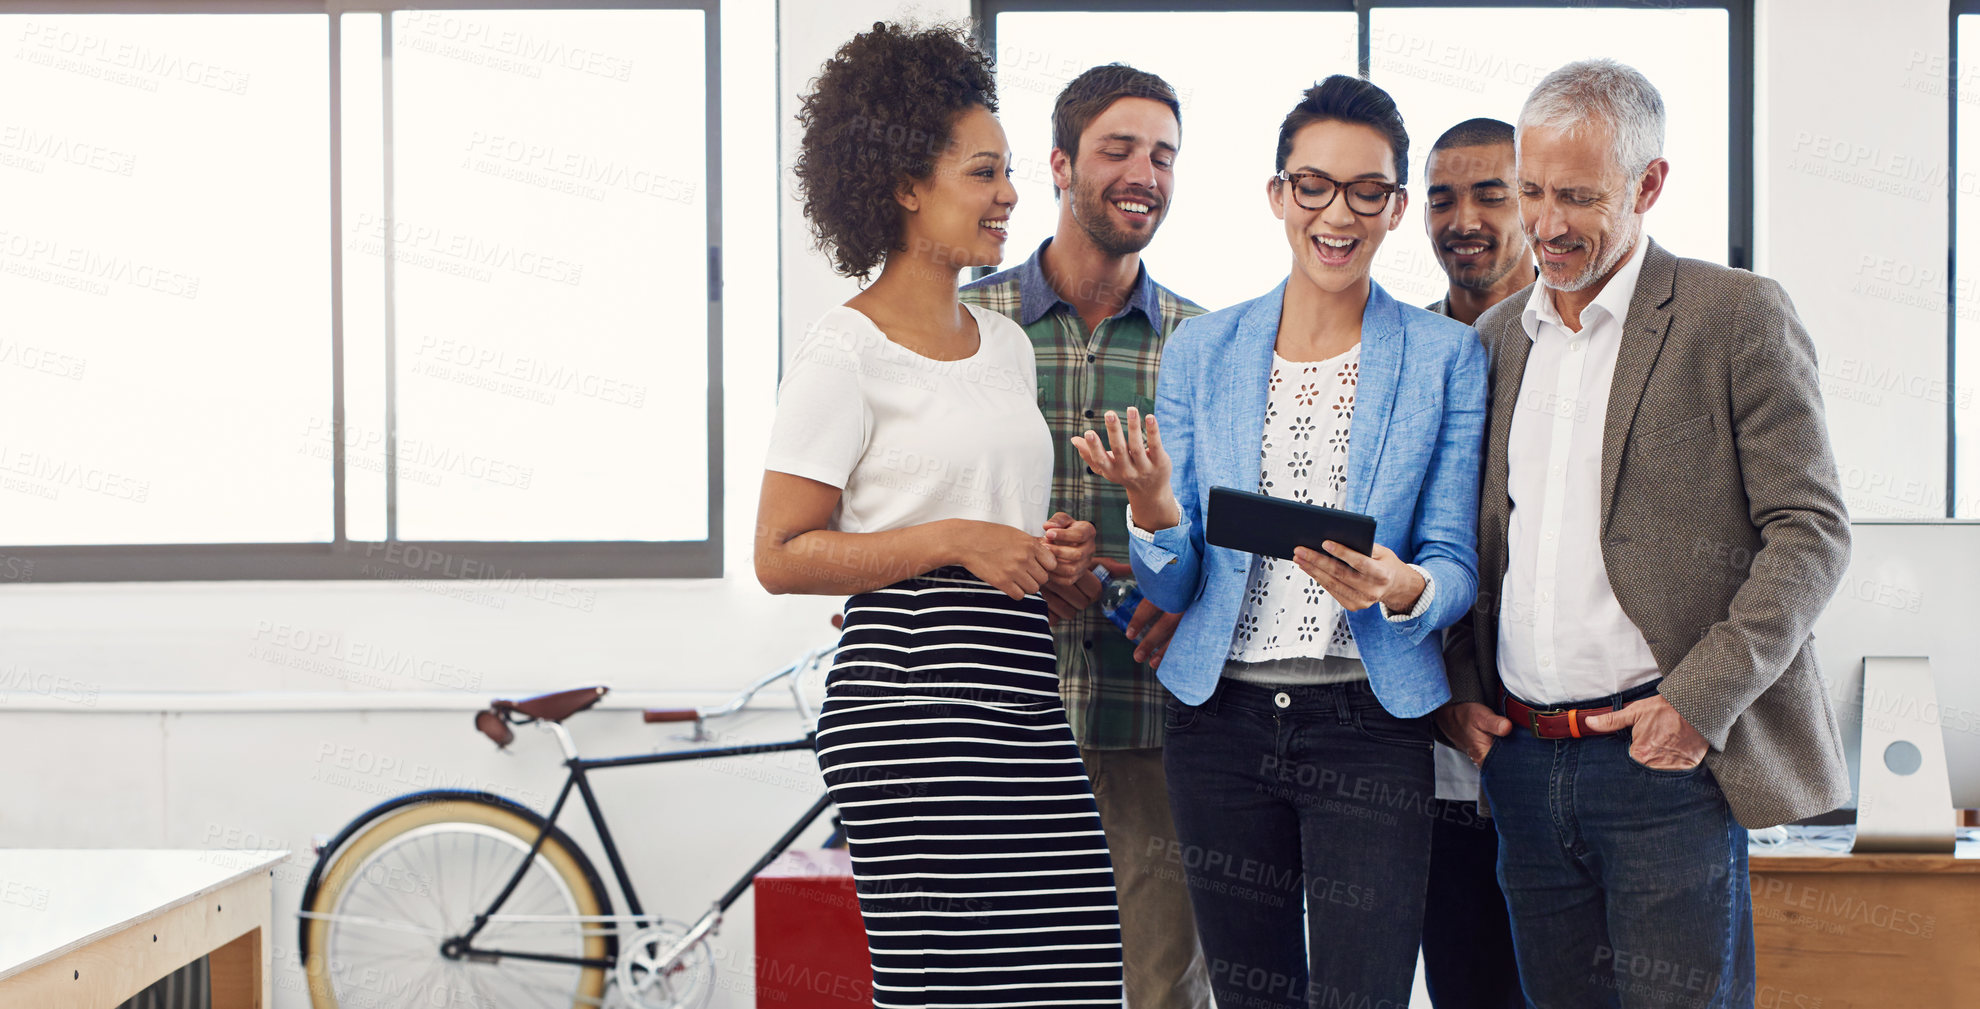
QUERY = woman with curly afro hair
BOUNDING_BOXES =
[756,20,1124,1009]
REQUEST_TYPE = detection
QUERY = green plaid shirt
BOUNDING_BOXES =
[961,239,1205,749]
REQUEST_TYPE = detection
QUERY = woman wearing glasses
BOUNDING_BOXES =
[1074,75,1486,1009]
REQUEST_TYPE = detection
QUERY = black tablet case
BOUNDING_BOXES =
[1205,485,1377,560]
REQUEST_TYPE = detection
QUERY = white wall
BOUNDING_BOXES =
[1753,0,1980,807]
[1758,0,1961,520]
[4,3,1978,1008]
[777,0,972,366]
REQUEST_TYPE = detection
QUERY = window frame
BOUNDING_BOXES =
[0,0,724,581]
[1950,1,1978,517]
[974,0,1754,269]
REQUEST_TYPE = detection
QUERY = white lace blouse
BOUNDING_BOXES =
[1227,347,1362,663]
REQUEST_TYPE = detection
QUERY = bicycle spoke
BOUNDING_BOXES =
[369,855,441,934]
[315,812,595,1009]
[472,963,574,1008]
[434,830,469,931]
[408,960,449,1007]
[312,910,445,939]
[451,964,489,1009]
[464,830,482,929]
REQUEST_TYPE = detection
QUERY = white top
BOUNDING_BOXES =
[1499,238,1661,705]
[765,303,1053,535]
[1228,348,1363,662]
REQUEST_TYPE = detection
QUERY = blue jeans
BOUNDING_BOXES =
[1163,678,1434,1009]
[1480,683,1753,1009]
[1422,798,1523,1009]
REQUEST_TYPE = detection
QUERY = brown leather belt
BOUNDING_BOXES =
[1504,694,1617,739]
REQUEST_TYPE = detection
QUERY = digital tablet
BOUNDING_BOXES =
[1205,485,1377,561]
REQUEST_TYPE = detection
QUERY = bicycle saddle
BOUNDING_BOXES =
[493,685,610,723]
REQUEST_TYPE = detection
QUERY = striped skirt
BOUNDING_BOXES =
[814,567,1124,1009]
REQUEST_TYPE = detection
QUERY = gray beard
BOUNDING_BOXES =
[1541,215,1640,293]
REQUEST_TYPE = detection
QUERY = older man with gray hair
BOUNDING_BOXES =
[1439,58,1851,1008]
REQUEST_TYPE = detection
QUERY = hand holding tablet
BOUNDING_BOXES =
[1074,408,1426,613]
[1205,486,1376,559]
[1208,486,1424,614]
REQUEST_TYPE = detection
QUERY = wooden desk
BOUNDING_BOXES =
[1751,839,1979,1009]
[0,849,287,1009]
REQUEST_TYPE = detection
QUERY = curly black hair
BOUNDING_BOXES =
[793,21,997,281]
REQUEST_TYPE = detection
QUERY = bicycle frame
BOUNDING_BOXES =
[450,723,836,972]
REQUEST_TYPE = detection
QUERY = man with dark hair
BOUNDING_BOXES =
[1418,115,1531,1009]
[962,62,1209,1009]
[1424,118,1536,325]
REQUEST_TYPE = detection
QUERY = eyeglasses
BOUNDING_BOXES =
[1275,170,1401,216]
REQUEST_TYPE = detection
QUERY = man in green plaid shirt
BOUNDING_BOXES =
[961,64,1208,1009]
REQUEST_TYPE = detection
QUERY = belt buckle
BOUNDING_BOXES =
[1528,706,1566,734]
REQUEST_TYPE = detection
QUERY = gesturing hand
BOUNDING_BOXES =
[1071,407,1180,532]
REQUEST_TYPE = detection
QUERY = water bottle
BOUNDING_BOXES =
[1092,564,1144,634]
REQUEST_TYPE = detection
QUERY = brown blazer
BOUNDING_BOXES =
[1445,239,1852,829]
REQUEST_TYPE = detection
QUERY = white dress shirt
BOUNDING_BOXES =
[1497,239,1661,706]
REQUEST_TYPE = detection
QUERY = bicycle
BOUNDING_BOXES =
[296,644,841,1009]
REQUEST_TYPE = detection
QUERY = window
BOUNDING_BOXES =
[979,2,1750,313]
[3,12,331,547]
[0,2,721,580]
[1368,5,1736,307]
[986,7,1357,312]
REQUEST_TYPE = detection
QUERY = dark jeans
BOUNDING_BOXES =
[1480,685,1753,1009]
[1163,678,1434,1009]
[1422,798,1523,1009]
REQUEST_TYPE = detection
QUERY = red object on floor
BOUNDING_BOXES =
[754,848,870,1008]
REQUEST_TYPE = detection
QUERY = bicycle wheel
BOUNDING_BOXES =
[302,791,613,1009]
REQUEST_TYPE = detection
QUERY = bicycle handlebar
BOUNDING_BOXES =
[639,644,836,727]
[476,644,835,749]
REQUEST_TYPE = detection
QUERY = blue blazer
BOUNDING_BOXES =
[1129,279,1486,718]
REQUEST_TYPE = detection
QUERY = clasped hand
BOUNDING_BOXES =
[954,512,1096,601]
